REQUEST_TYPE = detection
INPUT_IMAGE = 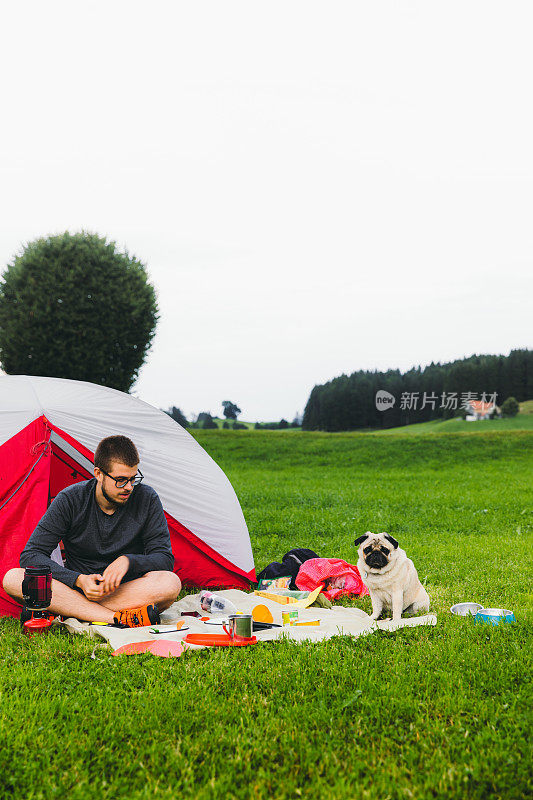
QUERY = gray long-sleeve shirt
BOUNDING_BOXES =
[20,479,174,588]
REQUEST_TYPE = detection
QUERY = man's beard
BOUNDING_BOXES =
[102,484,130,507]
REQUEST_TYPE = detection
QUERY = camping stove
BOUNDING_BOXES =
[21,566,53,635]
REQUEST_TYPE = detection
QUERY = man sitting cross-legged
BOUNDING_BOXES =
[3,435,181,628]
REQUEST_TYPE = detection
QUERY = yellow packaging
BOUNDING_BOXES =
[254,591,298,605]
[253,586,322,608]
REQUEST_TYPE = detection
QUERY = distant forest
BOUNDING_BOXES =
[302,349,533,432]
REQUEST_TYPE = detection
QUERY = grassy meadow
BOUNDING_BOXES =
[376,412,533,436]
[1,427,532,800]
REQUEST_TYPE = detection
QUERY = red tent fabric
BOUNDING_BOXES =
[0,418,52,617]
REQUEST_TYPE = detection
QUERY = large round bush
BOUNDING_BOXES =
[0,231,158,392]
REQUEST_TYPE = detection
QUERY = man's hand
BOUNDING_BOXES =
[100,556,130,595]
[75,573,106,602]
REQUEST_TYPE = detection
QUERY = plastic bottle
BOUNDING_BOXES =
[200,591,238,616]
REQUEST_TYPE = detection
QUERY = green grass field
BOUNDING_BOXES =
[375,411,533,436]
[1,429,531,799]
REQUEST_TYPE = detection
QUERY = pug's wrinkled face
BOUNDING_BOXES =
[354,531,399,570]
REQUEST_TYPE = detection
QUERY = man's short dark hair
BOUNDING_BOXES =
[94,436,139,473]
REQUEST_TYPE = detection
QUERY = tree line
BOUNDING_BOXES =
[165,407,302,430]
[302,349,533,432]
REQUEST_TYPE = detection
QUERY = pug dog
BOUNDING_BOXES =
[354,532,430,621]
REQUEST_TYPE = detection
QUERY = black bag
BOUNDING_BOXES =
[256,548,319,590]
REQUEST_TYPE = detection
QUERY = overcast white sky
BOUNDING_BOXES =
[1,2,531,421]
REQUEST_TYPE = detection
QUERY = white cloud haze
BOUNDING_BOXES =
[0,1,531,421]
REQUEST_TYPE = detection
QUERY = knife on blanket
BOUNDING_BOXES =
[252,621,282,631]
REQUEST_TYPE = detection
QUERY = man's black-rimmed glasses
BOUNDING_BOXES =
[100,469,144,489]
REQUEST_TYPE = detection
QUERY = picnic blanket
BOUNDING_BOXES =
[58,589,437,651]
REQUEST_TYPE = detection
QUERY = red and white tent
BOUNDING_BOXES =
[0,375,255,617]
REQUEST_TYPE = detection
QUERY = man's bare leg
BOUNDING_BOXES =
[2,569,180,623]
[98,571,181,613]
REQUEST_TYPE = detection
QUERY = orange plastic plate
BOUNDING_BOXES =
[184,633,258,647]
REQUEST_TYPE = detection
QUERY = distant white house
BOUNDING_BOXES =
[465,400,500,421]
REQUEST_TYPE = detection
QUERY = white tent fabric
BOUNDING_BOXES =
[0,375,254,575]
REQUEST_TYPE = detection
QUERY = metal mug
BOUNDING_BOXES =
[223,614,253,640]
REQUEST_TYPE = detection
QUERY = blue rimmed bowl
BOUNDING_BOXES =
[450,602,483,616]
[474,608,516,625]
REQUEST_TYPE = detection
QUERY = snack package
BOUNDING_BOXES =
[254,586,322,608]
[282,609,299,626]
[257,576,292,590]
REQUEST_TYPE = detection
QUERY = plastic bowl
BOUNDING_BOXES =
[450,602,483,616]
[474,608,516,625]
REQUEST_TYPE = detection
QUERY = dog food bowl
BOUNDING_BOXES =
[474,608,516,625]
[450,602,483,616]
